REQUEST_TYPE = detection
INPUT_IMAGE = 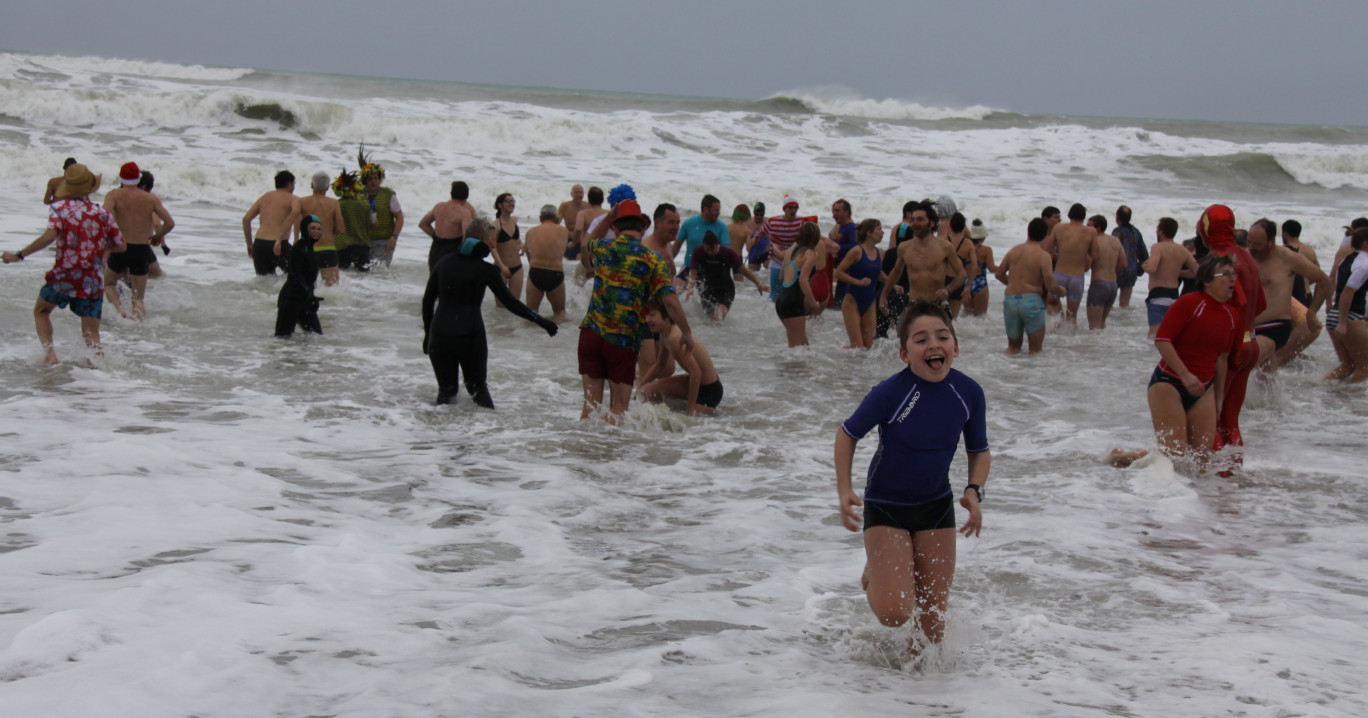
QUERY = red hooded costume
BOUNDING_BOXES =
[1196,205,1265,465]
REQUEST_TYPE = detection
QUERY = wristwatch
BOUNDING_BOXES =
[964,484,984,502]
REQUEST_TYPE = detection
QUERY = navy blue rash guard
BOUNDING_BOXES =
[840,367,989,507]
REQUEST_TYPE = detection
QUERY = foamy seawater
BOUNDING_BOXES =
[1,52,1367,716]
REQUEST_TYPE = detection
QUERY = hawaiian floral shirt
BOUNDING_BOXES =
[581,234,673,349]
[45,198,124,298]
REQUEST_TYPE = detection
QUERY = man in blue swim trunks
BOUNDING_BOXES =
[995,218,1065,355]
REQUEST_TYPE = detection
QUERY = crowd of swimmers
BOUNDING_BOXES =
[9,152,1368,661]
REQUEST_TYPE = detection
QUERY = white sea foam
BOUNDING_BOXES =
[2,52,1367,717]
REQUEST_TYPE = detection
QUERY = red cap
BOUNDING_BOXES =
[119,162,141,181]
[612,199,651,230]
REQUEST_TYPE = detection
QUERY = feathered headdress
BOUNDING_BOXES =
[332,168,361,198]
[357,144,385,182]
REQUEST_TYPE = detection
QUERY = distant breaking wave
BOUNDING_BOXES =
[4,52,252,82]
[760,89,996,122]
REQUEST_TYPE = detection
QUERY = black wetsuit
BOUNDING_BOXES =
[876,226,912,338]
[275,237,321,336]
[422,251,555,407]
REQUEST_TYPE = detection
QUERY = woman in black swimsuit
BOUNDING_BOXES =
[493,192,523,305]
[422,220,557,407]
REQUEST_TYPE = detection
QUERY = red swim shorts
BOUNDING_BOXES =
[578,327,638,386]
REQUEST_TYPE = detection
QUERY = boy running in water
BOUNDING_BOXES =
[835,300,990,654]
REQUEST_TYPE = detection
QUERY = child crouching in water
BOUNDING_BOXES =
[835,299,991,652]
[637,300,723,416]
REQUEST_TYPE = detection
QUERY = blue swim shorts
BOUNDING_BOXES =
[1003,292,1046,339]
[39,284,102,319]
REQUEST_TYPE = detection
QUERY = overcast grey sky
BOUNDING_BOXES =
[6,1,1368,126]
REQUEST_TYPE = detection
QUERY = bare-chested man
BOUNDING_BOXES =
[43,158,77,205]
[1276,219,1325,365]
[242,170,300,276]
[558,185,588,260]
[638,203,681,378]
[995,218,1065,354]
[727,203,753,278]
[1247,218,1330,370]
[642,203,681,278]
[1085,214,1127,330]
[524,204,572,322]
[299,171,346,286]
[103,162,174,320]
[419,180,476,272]
[1142,217,1199,338]
[1041,203,1094,325]
[571,186,608,284]
[878,201,964,313]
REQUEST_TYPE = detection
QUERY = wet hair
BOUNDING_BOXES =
[701,194,720,212]
[63,157,78,169]
[795,221,821,251]
[856,218,882,244]
[1352,227,1368,251]
[653,203,677,222]
[1027,217,1049,242]
[1250,218,1278,244]
[1195,253,1235,290]
[949,212,966,233]
[465,218,493,241]
[274,170,295,189]
[587,186,604,205]
[615,216,646,233]
[902,200,919,218]
[833,198,852,215]
[540,204,558,221]
[732,203,751,222]
[1088,215,1108,232]
[451,181,469,200]
[703,230,720,247]
[1281,219,1301,239]
[1157,217,1178,240]
[914,199,938,226]
[137,171,154,192]
[646,299,671,323]
[1042,206,1061,220]
[1116,205,1133,224]
[1068,203,1086,221]
[310,171,329,193]
[494,192,513,218]
[897,299,957,346]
